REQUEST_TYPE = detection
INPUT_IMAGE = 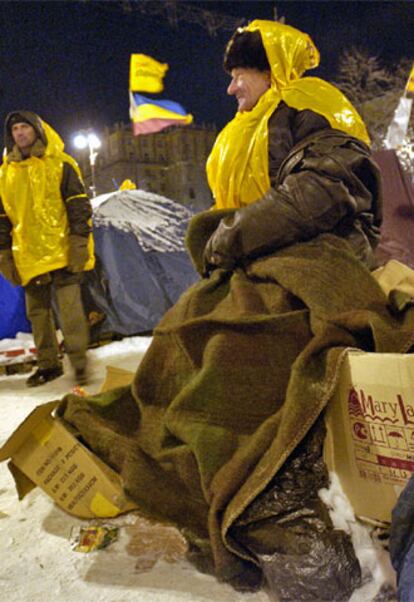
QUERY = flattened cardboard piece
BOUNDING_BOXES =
[8,461,36,499]
[0,401,58,462]
[0,400,137,518]
[100,365,134,392]
[324,350,414,523]
[373,259,414,298]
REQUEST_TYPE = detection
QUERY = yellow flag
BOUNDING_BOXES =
[405,63,414,96]
[129,54,168,93]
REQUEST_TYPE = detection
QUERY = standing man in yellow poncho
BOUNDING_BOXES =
[204,20,382,274]
[0,111,95,386]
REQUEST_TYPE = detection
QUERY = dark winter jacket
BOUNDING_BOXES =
[204,103,382,272]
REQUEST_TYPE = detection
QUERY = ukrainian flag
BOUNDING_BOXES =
[129,92,193,135]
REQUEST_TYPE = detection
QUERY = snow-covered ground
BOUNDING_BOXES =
[0,335,270,602]
[0,334,398,601]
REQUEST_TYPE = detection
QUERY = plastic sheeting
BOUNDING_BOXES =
[85,189,199,336]
[229,419,361,601]
[0,275,31,339]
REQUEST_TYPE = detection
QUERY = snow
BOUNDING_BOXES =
[0,332,36,366]
[0,334,397,601]
[92,190,193,252]
[0,335,269,602]
[320,474,397,602]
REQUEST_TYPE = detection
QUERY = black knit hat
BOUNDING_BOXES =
[223,29,270,73]
[7,113,33,129]
[4,110,46,152]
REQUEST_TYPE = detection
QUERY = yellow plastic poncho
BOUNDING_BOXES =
[0,120,94,285]
[207,20,370,210]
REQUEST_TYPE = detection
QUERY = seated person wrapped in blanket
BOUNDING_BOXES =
[58,20,414,601]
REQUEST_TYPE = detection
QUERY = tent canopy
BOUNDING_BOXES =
[85,189,199,337]
[374,149,414,268]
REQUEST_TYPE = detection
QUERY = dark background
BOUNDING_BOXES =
[1,0,413,149]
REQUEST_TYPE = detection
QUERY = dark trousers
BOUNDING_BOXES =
[25,270,89,371]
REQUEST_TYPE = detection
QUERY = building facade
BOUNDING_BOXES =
[74,122,217,212]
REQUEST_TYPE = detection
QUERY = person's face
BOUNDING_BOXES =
[227,68,271,112]
[11,122,37,150]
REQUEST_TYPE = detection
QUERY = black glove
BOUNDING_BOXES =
[202,214,242,276]
[203,233,237,276]
[68,234,89,273]
[0,249,21,286]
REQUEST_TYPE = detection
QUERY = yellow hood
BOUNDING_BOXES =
[40,120,65,155]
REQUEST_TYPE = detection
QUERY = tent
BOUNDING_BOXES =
[0,190,199,342]
[84,189,199,338]
[373,149,414,268]
[0,276,31,339]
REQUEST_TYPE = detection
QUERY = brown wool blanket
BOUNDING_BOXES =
[58,212,414,587]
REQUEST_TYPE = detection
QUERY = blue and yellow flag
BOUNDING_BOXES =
[129,92,193,135]
[129,54,168,93]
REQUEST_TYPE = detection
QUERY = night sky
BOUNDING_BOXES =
[1,0,413,150]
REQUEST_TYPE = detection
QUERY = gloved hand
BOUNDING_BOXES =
[67,234,89,273]
[203,232,237,276]
[0,249,21,286]
[202,214,241,277]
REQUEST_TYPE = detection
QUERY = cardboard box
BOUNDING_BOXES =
[0,394,137,519]
[324,350,414,524]
[100,365,134,392]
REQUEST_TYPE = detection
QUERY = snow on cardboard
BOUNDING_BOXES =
[324,350,414,524]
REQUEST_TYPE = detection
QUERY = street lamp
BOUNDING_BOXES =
[73,131,101,197]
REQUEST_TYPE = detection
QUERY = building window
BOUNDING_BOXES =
[126,139,135,158]
[109,136,118,157]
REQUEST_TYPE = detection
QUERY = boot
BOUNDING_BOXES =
[26,365,63,387]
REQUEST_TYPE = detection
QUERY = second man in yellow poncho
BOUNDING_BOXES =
[0,111,95,386]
